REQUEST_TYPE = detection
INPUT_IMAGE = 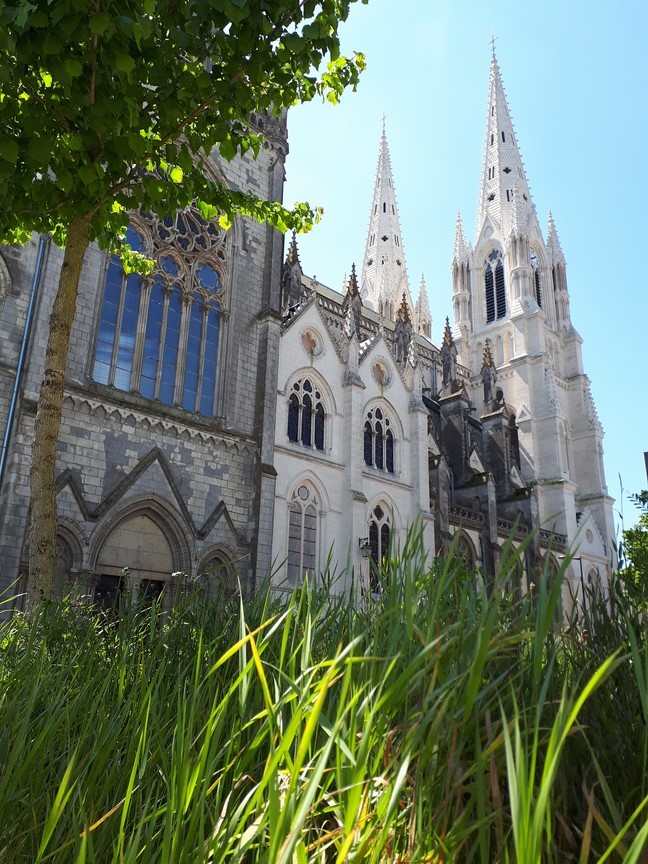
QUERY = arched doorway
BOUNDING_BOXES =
[95,513,174,607]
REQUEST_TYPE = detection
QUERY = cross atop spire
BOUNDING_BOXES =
[477,55,537,239]
[360,127,414,321]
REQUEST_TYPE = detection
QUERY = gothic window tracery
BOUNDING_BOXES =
[455,533,476,571]
[368,503,391,592]
[287,484,318,583]
[287,378,325,450]
[484,248,506,323]
[364,406,395,473]
[92,209,227,416]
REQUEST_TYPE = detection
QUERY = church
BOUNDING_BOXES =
[0,56,615,611]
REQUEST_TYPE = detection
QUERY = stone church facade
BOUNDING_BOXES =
[271,57,615,608]
[0,58,615,611]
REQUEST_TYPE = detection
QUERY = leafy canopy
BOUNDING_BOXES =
[0,0,366,253]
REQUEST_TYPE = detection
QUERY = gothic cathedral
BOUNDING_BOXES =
[0,57,614,611]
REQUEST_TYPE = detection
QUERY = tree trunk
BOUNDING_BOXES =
[28,215,91,603]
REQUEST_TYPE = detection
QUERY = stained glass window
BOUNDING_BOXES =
[92,209,227,416]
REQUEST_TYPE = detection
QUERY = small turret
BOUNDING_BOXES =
[452,212,471,332]
[416,275,432,338]
[342,263,363,339]
[440,317,458,394]
[546,212,571,328]
[281,231,304,312]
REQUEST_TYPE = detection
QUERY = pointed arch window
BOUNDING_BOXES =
[287,378,325,450]
[92,210,227,416]
[287,484,319,583]
[455,533,476,571]
[508,413,521,470]
[485,248,506,323]
[368,504,391,592]
[530,249,542,308]
[364,406,395,473]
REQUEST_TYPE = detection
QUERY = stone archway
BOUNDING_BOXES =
[95,513,174,606]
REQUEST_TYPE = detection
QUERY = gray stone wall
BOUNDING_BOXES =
[0,141,286,596]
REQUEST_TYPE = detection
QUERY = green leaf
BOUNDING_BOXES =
[219,136,237,161]
[115,54,135,75]
[56,168,73,192]
[64,59,83,78]
[28,137,50,164]
[42,33,63,55]
[0,139,19,165]
[89,12,112,35]
[169,166,183,184]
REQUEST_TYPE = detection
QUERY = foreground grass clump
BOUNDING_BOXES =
[0,531,647,863]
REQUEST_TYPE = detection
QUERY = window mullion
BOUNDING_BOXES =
[131,279,151,393]
[109,272,127,387]
[196,303,209,413]
[174,293,192,407]
[155,287,172,400]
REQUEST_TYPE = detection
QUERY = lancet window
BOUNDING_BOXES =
[364,406,395,473]
[287,484,318,583]
[368,503,391,592]
[530,248,542,309]
[92,209,227,416]
[287,378,325,450]
[484,248,506,323]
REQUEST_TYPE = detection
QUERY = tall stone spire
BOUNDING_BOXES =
[360,125,414,321]
[477,54,536,238]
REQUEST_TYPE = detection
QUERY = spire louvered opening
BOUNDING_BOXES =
[530,249,542,308]
[485,249,506,323]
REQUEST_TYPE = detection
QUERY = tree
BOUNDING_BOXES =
[0,0,366,600]
[618,491,648,613]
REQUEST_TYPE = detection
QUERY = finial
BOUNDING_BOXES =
[398,292,410,323]
[285,230,300,267]
[347,262,359,296]
[483,339,494,367]
[443,316,454,347]
[381,112,387,136]
[489,33,499,59]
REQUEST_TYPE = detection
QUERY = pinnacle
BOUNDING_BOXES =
[417,274,431,314]
[546,211,566,263]
[453,212,469,262]
[347,262,359,296]
[483,339,494,367]
[285,230,301,267]
[443,316,454,347]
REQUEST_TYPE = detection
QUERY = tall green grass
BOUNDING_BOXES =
[0,528,646,862]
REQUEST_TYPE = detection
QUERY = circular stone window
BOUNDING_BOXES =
[372,360,391,387]
[585,529,594,544]
[300,329,321,357]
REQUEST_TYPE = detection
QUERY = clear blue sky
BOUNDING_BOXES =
[284,0,648,532]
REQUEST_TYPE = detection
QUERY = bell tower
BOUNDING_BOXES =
[454,53,614,567]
